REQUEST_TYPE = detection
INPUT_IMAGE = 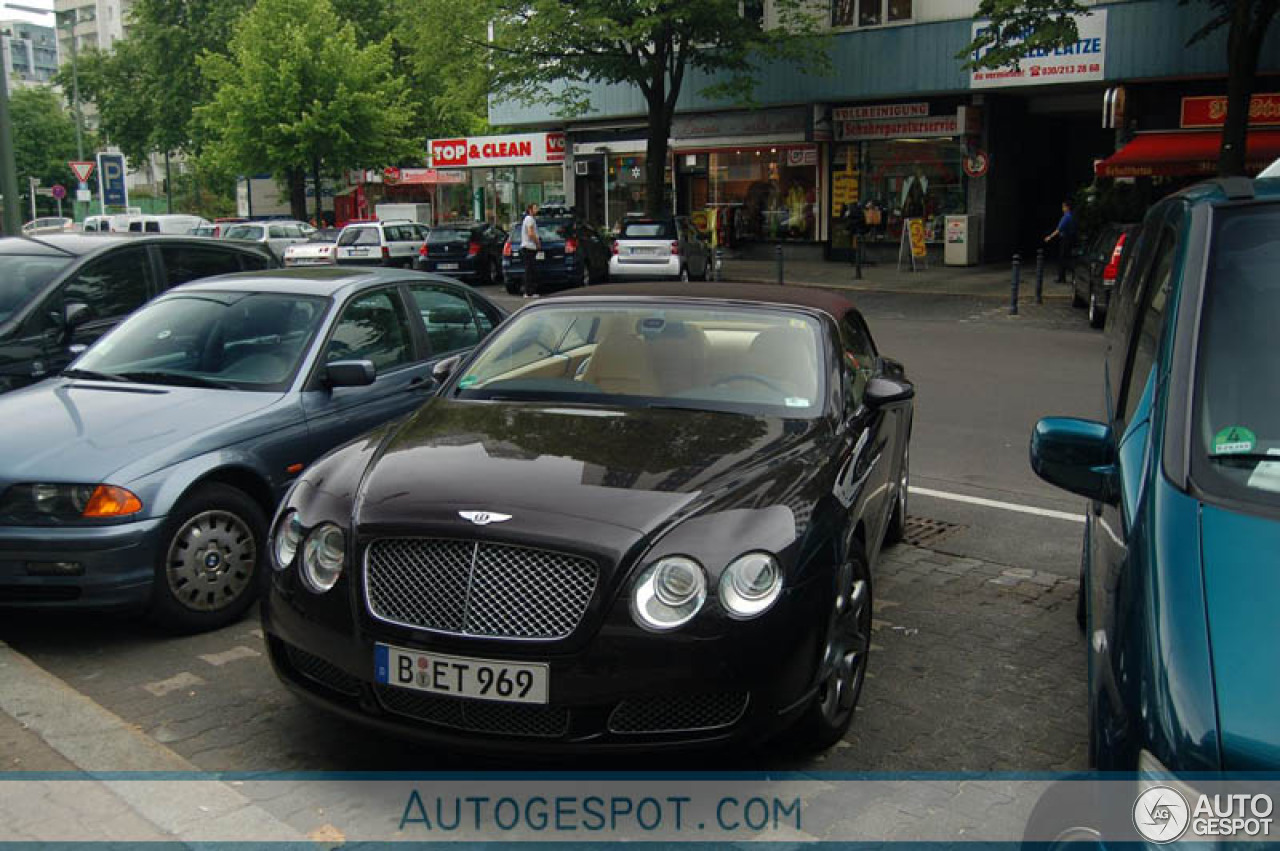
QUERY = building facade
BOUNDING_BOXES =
[483,0,1280,264]
[54,0,131,56]
[0,20,59,92]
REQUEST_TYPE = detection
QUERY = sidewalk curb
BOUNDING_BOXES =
[0,640,306,843]
[726,275,1075,302]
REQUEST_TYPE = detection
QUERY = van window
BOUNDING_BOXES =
[0,255,73,324]
[62,246,153,323]
[160,245,245,289]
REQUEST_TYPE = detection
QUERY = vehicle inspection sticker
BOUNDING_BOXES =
[785,397,809,408]
[458,375,479,388]
[1213,426,1257,455]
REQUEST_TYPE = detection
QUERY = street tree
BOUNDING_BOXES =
[396,0,496,139]
[10,88,87,215]
[485,0,830,218]
[197,0,419,221]
[960,0,1278,176]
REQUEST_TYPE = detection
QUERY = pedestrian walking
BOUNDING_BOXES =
[1044,200,1078,283]
[520,203,542,298]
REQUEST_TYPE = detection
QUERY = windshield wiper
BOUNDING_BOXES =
[117,371,237,390]
[62,368,130,383]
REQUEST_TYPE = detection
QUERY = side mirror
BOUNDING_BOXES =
[325,359,376,388]
[63,302,90,332]
[864,376,915,407]
[1030,417,1119,504]
[432,354,462,383]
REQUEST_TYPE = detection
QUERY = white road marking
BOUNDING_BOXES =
[198,646,261,667]
[143,672,204,697]
[909,486,1085,523]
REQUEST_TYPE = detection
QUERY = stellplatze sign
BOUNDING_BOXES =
[970,10,1107,89]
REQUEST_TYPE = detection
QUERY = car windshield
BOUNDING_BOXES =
[428,228,475,244]
[0,255,73,325]
[308,229,341,243]
[73,292,329,391]
[1191,203,1280,507]
[620,221,674,239]
[224,225,263,240]
[338,227,380,246]
[452,303,825,418]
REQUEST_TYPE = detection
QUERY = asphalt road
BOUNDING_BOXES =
[1,285,1099,777]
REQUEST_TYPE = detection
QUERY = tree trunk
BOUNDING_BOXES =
[644,94,671,219]
[164,151,173,214]
[312,157,323,225]
[1219,0,1276,176]
[287,168,307,221]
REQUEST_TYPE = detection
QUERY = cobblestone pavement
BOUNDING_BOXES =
[2,540,1087,774]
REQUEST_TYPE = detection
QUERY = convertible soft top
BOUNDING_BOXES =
[547,281,859,319]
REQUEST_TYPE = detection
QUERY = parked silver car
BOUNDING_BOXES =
[222,221,311,261]
[608,216,710,281]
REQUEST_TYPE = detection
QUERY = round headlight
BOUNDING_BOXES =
[272,510,303,570]
[632,556,707,631]
[719,552,783,618]
[300,523,345,593]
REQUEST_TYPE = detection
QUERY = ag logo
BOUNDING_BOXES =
[458,511,512,526]
[1133,786,1190,843]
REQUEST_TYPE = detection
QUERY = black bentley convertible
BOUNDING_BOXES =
[263,282,913,753]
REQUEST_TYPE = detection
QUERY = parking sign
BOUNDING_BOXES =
[96,152,128,209]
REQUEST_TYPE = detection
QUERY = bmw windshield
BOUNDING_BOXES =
[449,303,827,419]
[72,292,328,392]
[1191,202,1280,507]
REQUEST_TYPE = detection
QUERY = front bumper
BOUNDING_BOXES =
[609,256,681,279]
[263,578,827,754]
[0,518,166,609]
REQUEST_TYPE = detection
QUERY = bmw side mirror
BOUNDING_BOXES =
[63,302,90,330]
[325,359,376,388]
[432,354,462,383]
[864,376,914,407]
[1030,417,1119,505]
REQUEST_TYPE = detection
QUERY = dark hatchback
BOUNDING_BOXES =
[501,217,612,293]
[416,221,507,286]
[264,282,914,753]
[0,235,275,393]
[1073,222,1138,329]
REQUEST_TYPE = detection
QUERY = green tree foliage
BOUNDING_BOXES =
[486,0,830,216]
[10,88,89,215]
[960,0,1278,177]
[395,0,496,139]
[197,0,419,221]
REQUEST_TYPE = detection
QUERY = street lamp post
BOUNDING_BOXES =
[0,35,21,235]
[56,10,86,222]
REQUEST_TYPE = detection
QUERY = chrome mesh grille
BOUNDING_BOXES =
[364,538,598,639]
[375,685,569,738]
[608,692,749,734]
[285,644,362,697]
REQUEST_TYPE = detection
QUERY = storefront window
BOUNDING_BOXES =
[436,183,473,222]
[859,138,966,245]
[607,154,672,229]
[700,146,818,243]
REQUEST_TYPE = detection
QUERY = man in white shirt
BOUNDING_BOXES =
[519,203,541,298]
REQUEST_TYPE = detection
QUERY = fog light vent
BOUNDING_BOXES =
[25,561,84,576]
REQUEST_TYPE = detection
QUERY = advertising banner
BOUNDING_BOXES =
[970,10,1107,89]
[1181,93,1280,128]
[835,114,959,141]
[430,133,566,168]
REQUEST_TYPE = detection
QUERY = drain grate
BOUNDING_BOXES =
[902,516,964,549]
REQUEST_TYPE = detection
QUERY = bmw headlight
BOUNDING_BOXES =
[719,552,783,618]
[632,556,707,631]
[300,523,345,593]
[272,510,303,570]
[0,483,141,522]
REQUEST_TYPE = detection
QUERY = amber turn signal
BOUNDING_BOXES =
[81,485,143,518]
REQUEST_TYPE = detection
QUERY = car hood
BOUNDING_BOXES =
[356,398,818,539]
[1199,502,1280,769]
[0,379,282,486]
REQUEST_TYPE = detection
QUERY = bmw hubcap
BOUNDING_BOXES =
[818,566,870,724]
[166,510,255,612]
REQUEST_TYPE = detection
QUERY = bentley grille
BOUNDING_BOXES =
[364,538,598,639]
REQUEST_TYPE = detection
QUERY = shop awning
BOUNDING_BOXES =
[1095,130,1280,177]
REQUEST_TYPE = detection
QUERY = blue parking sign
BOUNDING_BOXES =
[96,152,128,208]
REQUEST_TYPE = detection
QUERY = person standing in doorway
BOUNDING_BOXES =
[1044,200,1078,283]
[520,203,542,298]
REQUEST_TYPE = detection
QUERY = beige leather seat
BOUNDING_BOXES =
[741,325,819,401]
[647,321,711,396]
[582,318,661,396]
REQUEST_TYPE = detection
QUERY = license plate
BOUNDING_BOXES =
[437,262,459,270]
[351,247,369,255]
[374,643,548,704]
[631,246,658,255]
[536,251,545,260]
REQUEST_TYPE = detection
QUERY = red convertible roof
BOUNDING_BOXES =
[548,282,859,319]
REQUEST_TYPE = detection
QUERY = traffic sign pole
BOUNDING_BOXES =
[0,49,21,235]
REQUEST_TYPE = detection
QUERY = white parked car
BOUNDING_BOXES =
[282,227,342,266]
[333,219,428,268]
[21,216,75,235]
[608,215,711,281]
[125,214,213,235]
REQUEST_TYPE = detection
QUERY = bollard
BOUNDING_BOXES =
[854,236,863,281]
[1010,254,1022,316]
[714,247,723,282]
[775,242,784,285]
[1035,248,1045,305]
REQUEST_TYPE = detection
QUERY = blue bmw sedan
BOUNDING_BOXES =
[0,267,504,631]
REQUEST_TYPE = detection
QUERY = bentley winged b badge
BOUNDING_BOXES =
[458,511,512,526]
